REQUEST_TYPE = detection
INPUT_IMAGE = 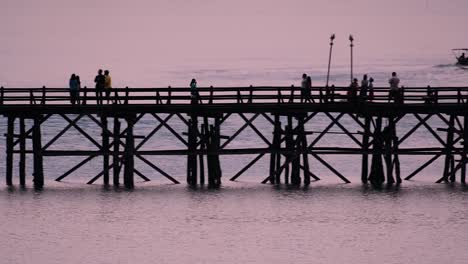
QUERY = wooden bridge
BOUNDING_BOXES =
[1,85,467,189]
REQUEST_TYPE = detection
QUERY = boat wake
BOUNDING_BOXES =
[433,63,457,68]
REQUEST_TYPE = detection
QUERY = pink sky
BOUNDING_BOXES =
[1,0,467,86]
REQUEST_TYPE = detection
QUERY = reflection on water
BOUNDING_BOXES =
[1,181,468,264]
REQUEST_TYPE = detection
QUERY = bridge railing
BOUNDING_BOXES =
[1,86,468,106]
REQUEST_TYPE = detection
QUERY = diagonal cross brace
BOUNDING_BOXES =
[43,114,84,150]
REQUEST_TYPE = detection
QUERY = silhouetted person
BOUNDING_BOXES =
[69,74,80,105]
[94,69,105,105]
[300,73,307,102]
[104,70,112,103]
[190,78,198,104]
[348,78,359,103]
[368,77,374,102]
[359,74,369,102]
[305,76,314,103]
[388,72,400,103]
[459,53,467,64]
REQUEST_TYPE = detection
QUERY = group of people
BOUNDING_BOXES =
[69,74,81,105]
[69,70,403,105]
[94,69,112,105]
[301,74,314,102]
[348,72,401,103]
[68,69,112,105]
[348,74,375,103]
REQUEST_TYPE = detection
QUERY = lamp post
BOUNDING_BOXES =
[349,35,354,84]
[325,34,335,88]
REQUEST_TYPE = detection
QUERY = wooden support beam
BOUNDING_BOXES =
[238,113,272,147]
[187,118,198,185]
[12,114,51,147]
[136,154,179,184]
[269,115,280,184]
[6,116,14,186]
[151,113,188,146]
[462,116,468,183]
[298,164,320,181]
[101,115,109,185]
[414,114,447,147]
[369,116,384,186]
[113,117,121,185]
[136,114,173,150]
[221,113,260,149]
[32,116,44,188]
[19,117,26,186]
[231,153,266,181]
[397,114,431,145]
[43,114,83,150]
[61,114,102,149]
[309,113,345,148]
[361,116,371,183]
[299,115,311,185]
[311,153,350,183]
[123,116,135,188]
[199,123,207,185]
[406,153,443,181]
[324,112,362,147]
[55,155,98,181]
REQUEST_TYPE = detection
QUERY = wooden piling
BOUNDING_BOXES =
[19,117,26,186]
[113,117,121,186]
[101,115,109,185]
[361,116,371,183]
[369,116,384,186]
[213,117,222,186]
[442,115,455,182]
[392,118,402,184]
[385,117,395,184]
[298,115,310,185]
[461,116,468,183]
[123,115,135,188]
[269,115,281,184]
[187,118,198,185]
[6,116,14,186]
[199,124,206,185]
[32,116,44,188]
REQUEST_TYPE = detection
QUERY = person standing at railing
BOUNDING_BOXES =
[359,74,369,103]
[301,73,307,102]
[388,72,400,103]
[69,74,80,105]
[368,77,374,102]
[94,69,105,105]
[348,78,359,103]
[104,70,112,104]
[190,78,198,104]
[305,76,314,103]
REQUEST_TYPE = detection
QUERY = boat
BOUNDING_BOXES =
[452,48,468,66]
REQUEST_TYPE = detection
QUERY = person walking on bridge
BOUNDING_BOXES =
[94,69,105,105]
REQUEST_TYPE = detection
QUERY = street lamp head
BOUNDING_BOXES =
[330,34,335,41]
[349,35,354,42]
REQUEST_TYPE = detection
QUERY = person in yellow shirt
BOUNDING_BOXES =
[104,70,112,103]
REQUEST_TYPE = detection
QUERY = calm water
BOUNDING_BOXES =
[0,58,467,264]
[2,1,468,263]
